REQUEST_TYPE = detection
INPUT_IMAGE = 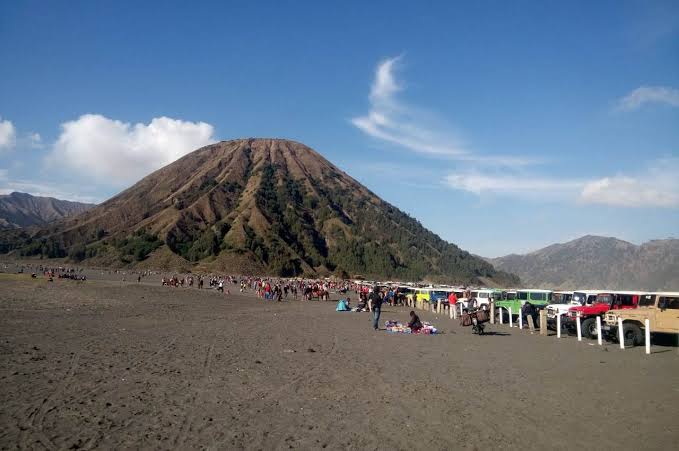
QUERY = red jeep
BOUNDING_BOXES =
[566,292,641,339]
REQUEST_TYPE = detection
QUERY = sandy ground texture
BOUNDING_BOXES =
[1,273,678,450]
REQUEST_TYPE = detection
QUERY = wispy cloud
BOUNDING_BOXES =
[351,56,469,158]
[445,158,679,209]
[580,158,679,208]
[445,172,584,200]
[617,86,679,111]
[352,57,536,167]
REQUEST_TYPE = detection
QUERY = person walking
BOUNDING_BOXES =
[368,286,383,331]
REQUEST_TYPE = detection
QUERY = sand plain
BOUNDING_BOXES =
[1,270,678,450]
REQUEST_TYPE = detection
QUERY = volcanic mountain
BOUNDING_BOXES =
[7,139,518,284]
[0,192,94,228]
[490,235,679,291]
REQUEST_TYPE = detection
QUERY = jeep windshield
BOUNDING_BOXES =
[552,293,573,304]
[572,292,591,305]
[595,294,613,305]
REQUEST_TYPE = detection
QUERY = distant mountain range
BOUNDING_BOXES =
[0,139,519,285]
[0,192,94,228]
[490,235,679,291]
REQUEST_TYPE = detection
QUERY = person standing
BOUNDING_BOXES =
[368,286,383,331]
[448,291,458,313]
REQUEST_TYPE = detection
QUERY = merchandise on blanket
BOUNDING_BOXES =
[385,320,405,333]
[411,324,438,334]
[384,320,437,334]
[422,324,438,334]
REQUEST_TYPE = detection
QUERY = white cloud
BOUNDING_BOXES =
[0,117,16,150]
[444,172,583,198]
[617,86,679,111]
[352,56,469,157]
[352,57,534,167]
[580,159,679,208]
[445,158,679,209]
[49,114,216,186]
[27,132,43,149]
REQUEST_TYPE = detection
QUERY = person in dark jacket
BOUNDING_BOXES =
[407,311,423,332]
[368,287,383,330]
[521,302,538,327]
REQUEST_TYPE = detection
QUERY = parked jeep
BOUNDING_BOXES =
[603,292,679,347]
[545,290,599,330]
[565,291,642,339]
[495,289,551,323]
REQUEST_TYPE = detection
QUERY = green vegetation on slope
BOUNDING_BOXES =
[0,139,519,286]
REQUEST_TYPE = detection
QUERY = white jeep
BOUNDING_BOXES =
[545,290,599,330]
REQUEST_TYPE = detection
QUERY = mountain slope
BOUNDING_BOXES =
[6,138,518,285]
[490,235,679,290]
[0,192,94,228]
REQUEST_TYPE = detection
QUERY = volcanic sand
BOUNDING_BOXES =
[1,273,678,450]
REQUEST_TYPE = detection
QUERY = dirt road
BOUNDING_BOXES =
[1,274,677,450]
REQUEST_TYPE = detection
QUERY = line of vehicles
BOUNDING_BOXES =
[369,283,679,347]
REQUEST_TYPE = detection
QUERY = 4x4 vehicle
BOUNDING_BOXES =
[395,286,415,305]
[603,292,679,347]
[546,290,600,330]
[465,289,502,311]
[495,289,551,322]
[414,288,453,308]
[545,291,574,329]
[566,291,642,339]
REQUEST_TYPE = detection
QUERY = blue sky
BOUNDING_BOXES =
[1,0,677,256]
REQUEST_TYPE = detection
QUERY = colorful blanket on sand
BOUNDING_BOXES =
[384,320,438,334]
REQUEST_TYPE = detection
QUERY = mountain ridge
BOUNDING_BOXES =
[490,235,679,290]
[0,192,94,228]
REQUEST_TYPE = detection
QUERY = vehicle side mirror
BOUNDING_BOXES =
[658,300,667,311]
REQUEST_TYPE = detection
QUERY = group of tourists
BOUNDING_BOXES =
[351,285,424,332]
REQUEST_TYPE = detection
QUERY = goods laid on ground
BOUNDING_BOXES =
[384,320,438,335]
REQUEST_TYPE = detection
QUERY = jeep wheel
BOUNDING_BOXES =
[622,323,644,347]
[582,317,597,339]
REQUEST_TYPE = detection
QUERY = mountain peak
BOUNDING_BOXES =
[6,139,518,285]
[0,192,94,228]
[492,235,679,290]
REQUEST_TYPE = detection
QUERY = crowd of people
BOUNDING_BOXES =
[156,274,363,304]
